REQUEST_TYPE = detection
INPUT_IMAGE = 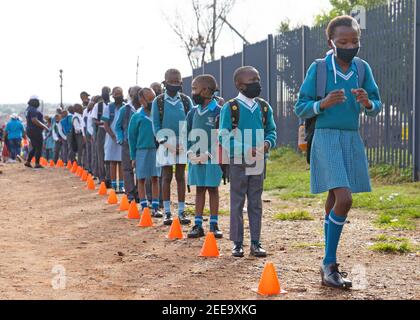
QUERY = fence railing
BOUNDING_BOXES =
[183,0,420,181]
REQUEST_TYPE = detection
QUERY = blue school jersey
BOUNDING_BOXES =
[115,104,136,143]
[294,53,382,130]
[5,119,24,140]
[218,93,277,158]
[128,108,157,160]
[151,92,193,140]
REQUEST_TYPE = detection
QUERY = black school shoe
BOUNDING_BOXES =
[152,209,163,218]
[24,162,33,168]
[250,243,267,258]
[34,164,45,169]
[232,244,244,258]
[320,263,352,289]
[178,213,191,225]
[209,224,223,239]
[163,213,173,226]
[188,225,205,239]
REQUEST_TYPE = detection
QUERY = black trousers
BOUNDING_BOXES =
[27,130,43,165]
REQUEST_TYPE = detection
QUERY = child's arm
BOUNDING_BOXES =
[151,98,161,138]
[101,106,116,141]
[128,113,140,161]
[114,106,125,144]
[360,62,382,117]
[294,62,323,119]
[218,103,233,154]
[264,105,277,151]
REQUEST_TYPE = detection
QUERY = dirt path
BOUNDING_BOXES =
[0,163,418,300]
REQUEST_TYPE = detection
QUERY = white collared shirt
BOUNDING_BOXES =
[236,92,256,109]
[72,113,85,136]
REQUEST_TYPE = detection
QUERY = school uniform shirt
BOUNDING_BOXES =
[186,99,222,187]
[72,113,85,136]
[91,102,107,128]
[151,91,193,140]
[218,92,277,159]
[5,118,25,140]
[115,103,137,143]
[52,119,66,141]
[128,107,157,161]
[294,52,383,194]
[101,102,123,162]
[60,114,73,136]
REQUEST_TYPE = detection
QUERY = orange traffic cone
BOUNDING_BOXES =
[77,166,83,177]
[71,162,78,173]
[138,207,153,227]
[166,217,184,240]
[87,176,95,190]
[81,170,88,182]
[56,159,64,168]
[255,262,287,296]
[98,182,108,196]
[118,195,130,211]
[199,232,220,257]
[107,189,118,205]
[31,157,35,164]
[66,161,72,170]
[126,201,140,219]
[49,160,55,167]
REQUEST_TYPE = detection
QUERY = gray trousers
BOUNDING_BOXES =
[122,141,136,198]
[53,140,63,164]
[84,134,93,173]
[74,133,84,166]
[95,127,107,182]
[62,138,69,164]
[91,135,98,177]
[67,133,75,163]
[229,164,264,243]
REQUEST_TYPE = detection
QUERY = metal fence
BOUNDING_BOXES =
[184,0,420,181]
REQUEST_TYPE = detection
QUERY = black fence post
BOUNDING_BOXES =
[414,0,420,181]
[267,34,275,109]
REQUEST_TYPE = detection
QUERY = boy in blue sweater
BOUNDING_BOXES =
[151,69,194,226]
[295,16,382,289]
[186,75,223,239]
[128,88,162,217]
[219,66,277,258]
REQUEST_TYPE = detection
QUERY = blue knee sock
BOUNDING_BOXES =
[140,199,148,210]
[195,215,203,227]
[178,202,185,217]
[111,180,117,190]
[163,201,171,215]
[210,215,218,228]
[119,180,125,191]
[324,210,347,266]
[324,213,329,254]
[152,199,159,211]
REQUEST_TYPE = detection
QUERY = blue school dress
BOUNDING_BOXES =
[102,103,123,162]
[186,99,222,187]
[128,108,160,180]
[295,52,382,194]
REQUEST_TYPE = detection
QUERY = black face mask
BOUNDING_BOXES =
[29,99,40,108]
[166,84,182,96]
[114,96,124,105]
[334,43,360,63]
[242,82,262,99]
[192,93,206,106]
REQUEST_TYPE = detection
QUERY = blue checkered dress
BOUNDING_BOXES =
[310,128,372,194]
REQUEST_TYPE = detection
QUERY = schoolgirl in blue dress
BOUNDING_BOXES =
[295,16,382,289]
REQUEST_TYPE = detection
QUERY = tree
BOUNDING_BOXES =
[314,0,387,26]
[277,18,291,33]
[166,0,236,69]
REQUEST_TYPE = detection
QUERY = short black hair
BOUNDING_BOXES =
[193,74,217,93]
[326,15,361,40]
[165,69,181,81]
[233,66,258,84]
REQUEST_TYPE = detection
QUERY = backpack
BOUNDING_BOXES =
[156,93,191,125]
[303,56,366,164]
[228,97,270,129]
[108,103,117,123]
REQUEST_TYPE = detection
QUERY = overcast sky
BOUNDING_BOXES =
[0,0,331,104]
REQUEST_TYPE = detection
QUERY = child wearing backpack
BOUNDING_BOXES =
[186,75,223,239]
[294,16,382,289]
[219,66,277,258]
[102,87,125,193]
[128,88,163,217]
[152,69,194,226]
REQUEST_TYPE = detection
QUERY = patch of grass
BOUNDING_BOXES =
[374,234,408,242]
[274,210,314,221]
[293,242,324,249]
[369,164,412,184]
[370,242,412,254]
[375,213,416,230]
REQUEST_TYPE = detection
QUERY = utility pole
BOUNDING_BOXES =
[211,0,217,61]
[136,56,139,85]
[59,69,63,108]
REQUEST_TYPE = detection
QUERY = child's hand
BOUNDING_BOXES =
[351,88,372,109]
[163,142,177,154]
[131,160,136,169]
[320,89,346,110]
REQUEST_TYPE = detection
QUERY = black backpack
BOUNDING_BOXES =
[156,93,191,125]
[228,97,270,129]
[303,57,366,164]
